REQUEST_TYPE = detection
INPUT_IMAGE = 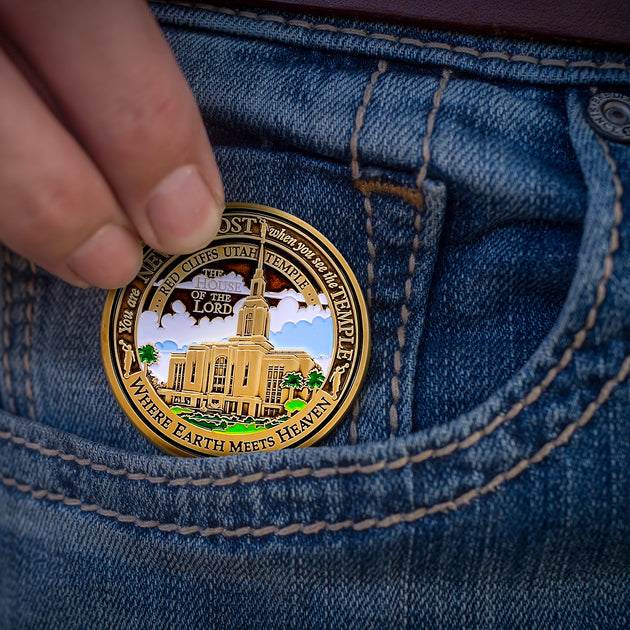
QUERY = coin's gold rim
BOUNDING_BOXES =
[101,202,370,456]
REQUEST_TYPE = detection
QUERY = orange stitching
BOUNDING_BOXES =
[152,1,630,72]
[350,59,387,181]
[350,59,387,308]
[349,59,388,443]
[389,68,450,438]
[3,353,628,537]
[415,70,451,189]
[2,250,16,415]
[23,263,36,422]
[354,180,423,209]
[362,195,375,310]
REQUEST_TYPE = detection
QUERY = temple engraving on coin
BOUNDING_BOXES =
[102,204,370,456]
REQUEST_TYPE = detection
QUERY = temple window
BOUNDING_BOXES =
[243,364,249,387]
[174,363,185,390]
[265,366,284,403]
[212,357,227,393]
[244,312,253,336]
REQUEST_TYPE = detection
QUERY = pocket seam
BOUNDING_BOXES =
[154,1,630,72]
[353,67,452,440]
[2,352,628,537]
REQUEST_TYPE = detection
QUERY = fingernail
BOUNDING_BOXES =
[146,165,223,254]
[67,224,143,289]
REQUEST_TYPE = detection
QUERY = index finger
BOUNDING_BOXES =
[0,0,225,256]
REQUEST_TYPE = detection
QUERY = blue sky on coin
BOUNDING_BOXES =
[138,273,333,382]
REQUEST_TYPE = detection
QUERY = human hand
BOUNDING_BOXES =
[0,0,224,289]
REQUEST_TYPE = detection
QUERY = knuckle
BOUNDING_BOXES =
[18,171,103,254]
[2,178,80,262]
[28,175,81,231]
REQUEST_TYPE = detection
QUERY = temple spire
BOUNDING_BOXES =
[250,219,267,297]
[257,219,267,270]
[234,219,271,338]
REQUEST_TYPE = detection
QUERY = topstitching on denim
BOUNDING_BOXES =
[354,181,424,209]
[153,1,630,72]
[0,129,625,491]
[388,67,451,439]
[1,351,629,538]
[349,60,388,183]
[23,262,36,423]
[2,250,15,416]
[350,61,453,440]
[347,59,388,443]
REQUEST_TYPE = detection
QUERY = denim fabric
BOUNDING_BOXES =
[1,2,630,628]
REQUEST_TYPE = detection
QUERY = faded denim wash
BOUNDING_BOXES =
[1,2,629,628]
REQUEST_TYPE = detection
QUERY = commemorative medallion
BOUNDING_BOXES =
[102,203,370,456]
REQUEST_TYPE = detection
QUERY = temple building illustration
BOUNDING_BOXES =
[158,222,319,418]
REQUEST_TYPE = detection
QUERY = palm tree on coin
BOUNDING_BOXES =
[306,369,325,391]
[282,372,303,404]
[139,343,159,373]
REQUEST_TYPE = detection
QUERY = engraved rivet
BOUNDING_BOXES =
[586,92,630,144]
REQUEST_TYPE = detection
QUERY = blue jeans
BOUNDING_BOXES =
[1,3,629,628]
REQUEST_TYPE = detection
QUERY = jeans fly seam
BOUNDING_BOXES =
[2,250,16,415]
[0,106,622,488]
[349,59,388,444]
[2,353,628,537]
[23,263,36,422]
[152,1,630,72]
[388,68,450,440]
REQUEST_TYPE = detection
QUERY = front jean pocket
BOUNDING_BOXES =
[1,4,630,629]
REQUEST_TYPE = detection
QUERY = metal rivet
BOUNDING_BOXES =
[586,92,630,144]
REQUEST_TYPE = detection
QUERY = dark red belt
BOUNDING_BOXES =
[240,0,630,48]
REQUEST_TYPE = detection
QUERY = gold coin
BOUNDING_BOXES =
[102,203,370,456]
